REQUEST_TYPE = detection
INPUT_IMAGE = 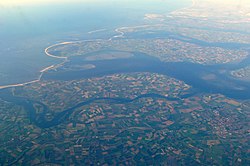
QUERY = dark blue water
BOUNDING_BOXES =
[43,49,250,100]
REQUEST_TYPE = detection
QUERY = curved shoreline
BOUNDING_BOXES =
[0,39,101,90]
[0,1,205,91]
[0,0,248,91]
[1,23,250,91]
[0,24,162,91]
[44,42,69,59]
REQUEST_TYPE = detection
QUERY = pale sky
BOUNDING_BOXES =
[1,0,250,7]
[0,0,176,7]
[0,0,95,6]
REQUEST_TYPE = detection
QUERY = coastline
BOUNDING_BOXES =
[0,0,199,91]
[0,39,102,90]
